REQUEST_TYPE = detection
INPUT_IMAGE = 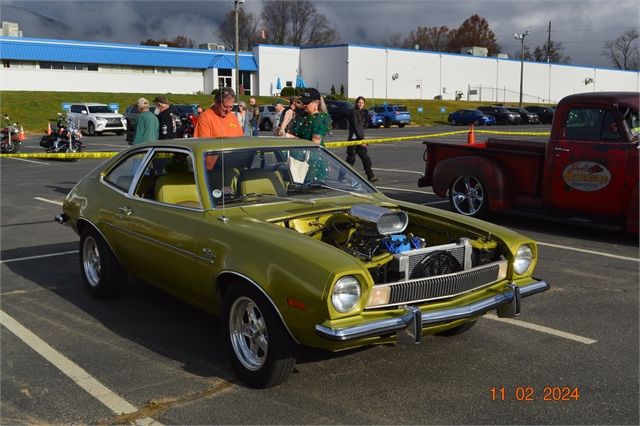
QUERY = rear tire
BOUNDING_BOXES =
[450,118,457,126]
[436,320,477,336]
[448,175,489,218]
[262,120,272,132]
[79,227,128,299]
[221,281,297,388]
[398,123,406,128]
[384,118,391,128]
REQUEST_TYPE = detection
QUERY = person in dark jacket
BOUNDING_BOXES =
[346,96,378,182]
[153,95,177,140]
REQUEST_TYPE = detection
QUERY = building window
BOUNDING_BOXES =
[218,68,232,76]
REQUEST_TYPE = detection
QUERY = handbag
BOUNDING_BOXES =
[288,151,310,183]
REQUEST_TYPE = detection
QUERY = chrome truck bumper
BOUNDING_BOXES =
[316,280,550,344]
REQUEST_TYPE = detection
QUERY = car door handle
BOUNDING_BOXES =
[118,207,133,216]
[555,147,570,152]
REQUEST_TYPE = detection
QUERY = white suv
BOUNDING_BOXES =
[66,103,127,136]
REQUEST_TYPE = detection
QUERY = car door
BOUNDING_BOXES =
[550,106,628,216]
[105,148,206,304]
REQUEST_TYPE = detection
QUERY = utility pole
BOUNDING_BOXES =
[547,22,551,63]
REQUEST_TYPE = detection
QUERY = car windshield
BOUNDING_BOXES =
[204,146,376,208]
[88,105,115,114]
[174,105,196,114]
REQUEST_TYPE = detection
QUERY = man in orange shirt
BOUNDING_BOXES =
[194,87,244,138]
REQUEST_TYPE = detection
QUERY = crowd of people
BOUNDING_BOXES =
[132,87,378,183]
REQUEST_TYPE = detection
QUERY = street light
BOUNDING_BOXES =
[235,0,245,99]
[514,29,530,108]
[365,78,374,107]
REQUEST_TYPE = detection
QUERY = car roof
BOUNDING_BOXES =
[72,102,108,106]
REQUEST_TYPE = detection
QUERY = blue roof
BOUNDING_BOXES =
[0,37,258,71]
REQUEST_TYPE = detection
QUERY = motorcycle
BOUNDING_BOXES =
[179,113,196,138]
[39,113,85,162]
[1,115,22,154]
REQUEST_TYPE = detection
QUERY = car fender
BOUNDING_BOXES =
[432,156,512,211]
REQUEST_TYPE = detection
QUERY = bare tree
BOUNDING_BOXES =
[403,26,451,51]
[216,8,262,51]
[533,40,570,64]
[512,44,534,61]
[261,0,290,45]
[261,0,341,47]
[602,29,640,70]
[448,14,501,55]
[385,32,403,48]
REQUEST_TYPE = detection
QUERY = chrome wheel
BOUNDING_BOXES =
[229,296,268,371]
[449,175,488,217]
[82,235,101,287]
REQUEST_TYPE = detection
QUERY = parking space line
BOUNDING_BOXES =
[0,310,162,425]
[485,314,597,344]
[537,242,639,262]
[3,157,48,164]
[34,197,63,206]
[1,251,79,264]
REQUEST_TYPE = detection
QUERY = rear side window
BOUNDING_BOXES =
[70,105,82,113]
[395,106,409,112]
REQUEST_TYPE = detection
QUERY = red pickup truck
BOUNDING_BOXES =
[418,92,639,234]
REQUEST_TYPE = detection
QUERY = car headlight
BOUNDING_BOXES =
[514,245,533,275]
[331,276,361,313]
[95,117,106,122]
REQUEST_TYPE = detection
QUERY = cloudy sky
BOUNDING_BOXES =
[1,0,638,69]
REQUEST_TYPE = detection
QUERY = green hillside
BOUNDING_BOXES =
[1,90,509,133]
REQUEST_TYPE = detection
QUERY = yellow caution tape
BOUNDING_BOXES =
[2,130,551,156]
[324,130,550,148]
[0,152,119,159]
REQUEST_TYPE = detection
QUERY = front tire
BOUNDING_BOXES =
[79,227,128,299]
[262,120,272,132]
[398,123,406,128]
[221,281,297,388]
[338,116,349,130]
[472,119,480,126]
[448,175,489,218]
[88,122,96,136]
[450,118,457,126]
[384,118,391,128]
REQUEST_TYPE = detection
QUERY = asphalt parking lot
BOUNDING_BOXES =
[1,126,638,425]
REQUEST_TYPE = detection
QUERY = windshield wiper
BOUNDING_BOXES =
[225,192,315,205]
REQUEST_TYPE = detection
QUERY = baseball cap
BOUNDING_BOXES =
[299,88,321,104]
[273,99,284,105]
[136,98,149,108]
[153,96,169,104]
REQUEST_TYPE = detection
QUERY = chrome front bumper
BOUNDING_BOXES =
[315,280,550,344]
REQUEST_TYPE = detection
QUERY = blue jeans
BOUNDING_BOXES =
[251,122,259,136]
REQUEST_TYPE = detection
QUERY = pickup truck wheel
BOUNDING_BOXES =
[436,320,477,336]
[79,227,128,299]
[221,281,297,388]
[449,175,489,218]
[450,118,457,126]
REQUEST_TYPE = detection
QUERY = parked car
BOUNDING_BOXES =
[56,136,549,389]
[371,104,411,128]
[324,98,354,130]
[257,105,276,131]
[123,104,182,136]
[366,109,385,128]
[506,107,540,124]
[66,103,127,136]
[447,109,496,126]
[172,104,198,127]
[476,106,521,125]
[525,106,555,124]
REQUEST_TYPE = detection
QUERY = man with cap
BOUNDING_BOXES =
[194,87,244,138]
[133,97,159,145]
[272,99,285,136]
[153,95,177,140]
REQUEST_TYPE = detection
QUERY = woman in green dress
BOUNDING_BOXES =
[289,88,332,181]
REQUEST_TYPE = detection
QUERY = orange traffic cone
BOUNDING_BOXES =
[19,126,26,140]
[467,124,474,144]
[46,122,52,135]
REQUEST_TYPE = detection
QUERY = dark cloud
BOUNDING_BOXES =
[1,0,638,67]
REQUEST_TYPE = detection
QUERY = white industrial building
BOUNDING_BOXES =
[1,35,639,105]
